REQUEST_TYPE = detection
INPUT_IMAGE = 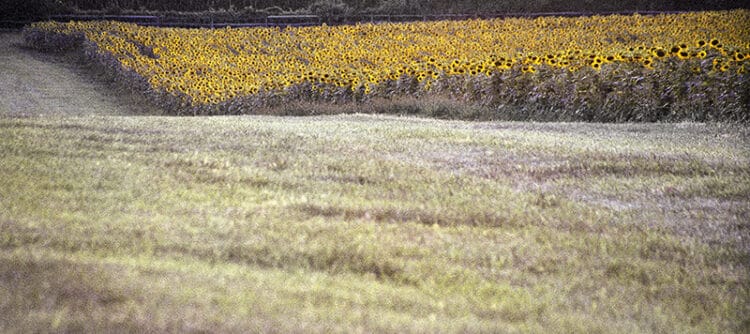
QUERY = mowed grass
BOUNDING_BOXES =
[1,32,750,333]
[2,115,749,333]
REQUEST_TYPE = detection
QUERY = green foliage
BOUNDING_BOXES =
[53,0,749,13]
[0,0,67,21]
[454,60,750,122]
[3,0,748,24]
[308,0,352,16]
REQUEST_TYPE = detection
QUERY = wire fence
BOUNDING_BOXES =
[1,10,691,30]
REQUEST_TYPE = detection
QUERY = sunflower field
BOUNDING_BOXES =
[23,10,750,120]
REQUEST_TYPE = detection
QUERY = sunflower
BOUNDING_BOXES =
[642,57,654,69]
[30,10,749,106]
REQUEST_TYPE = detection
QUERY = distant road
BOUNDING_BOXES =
[0,33,154,117]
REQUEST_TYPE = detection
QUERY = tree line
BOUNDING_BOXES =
[3,0,748,23]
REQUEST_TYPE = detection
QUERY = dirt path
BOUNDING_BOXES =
[0,32,154,117]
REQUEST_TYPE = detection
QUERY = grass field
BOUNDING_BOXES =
[1,32,749,333]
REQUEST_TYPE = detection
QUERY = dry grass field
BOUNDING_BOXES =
[1,32,749,333]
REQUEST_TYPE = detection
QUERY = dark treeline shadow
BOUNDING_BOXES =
[3,0,749,24]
